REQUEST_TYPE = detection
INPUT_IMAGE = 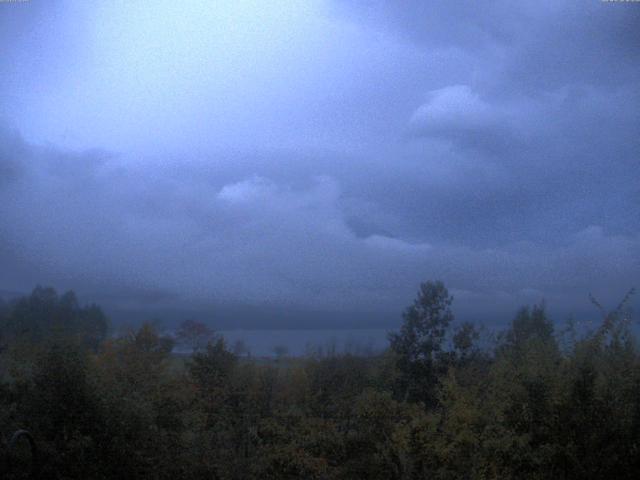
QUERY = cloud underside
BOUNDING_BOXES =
[1,128,638,316]
[0,0,639,319]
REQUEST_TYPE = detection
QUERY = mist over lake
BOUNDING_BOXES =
[178,328,390,357]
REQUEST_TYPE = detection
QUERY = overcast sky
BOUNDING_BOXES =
[1,1,639,325]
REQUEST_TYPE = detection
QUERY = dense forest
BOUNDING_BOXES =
[0,282,638,479]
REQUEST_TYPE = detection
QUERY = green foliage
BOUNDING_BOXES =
[0,283,638,479]
[389,280,455,405]
[0,287,108,353]
[175,319,214,352]
[500,304,558,360]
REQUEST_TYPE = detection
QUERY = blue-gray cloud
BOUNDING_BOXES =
[0,1,638,323]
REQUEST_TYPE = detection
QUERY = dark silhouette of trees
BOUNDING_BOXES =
[0,287,108,353]
[388,280,455,405]
[0,283,638,479]
[175,319,214,352]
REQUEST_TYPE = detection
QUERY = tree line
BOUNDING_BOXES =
[0,282,638,479]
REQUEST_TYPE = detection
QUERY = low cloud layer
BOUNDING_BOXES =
[1,1,638,324]
[2,127,637,321]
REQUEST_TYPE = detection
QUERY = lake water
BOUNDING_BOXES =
[211,328,391,357]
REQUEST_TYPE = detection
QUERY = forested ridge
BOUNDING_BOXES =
[0,282,638,479]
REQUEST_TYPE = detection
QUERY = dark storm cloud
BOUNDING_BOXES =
[398,83,640,243]
[0,1,638,323]
[331,0,640,245]
[333,0,640,89]
[1,126,637,322]
[0,127,26,185]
